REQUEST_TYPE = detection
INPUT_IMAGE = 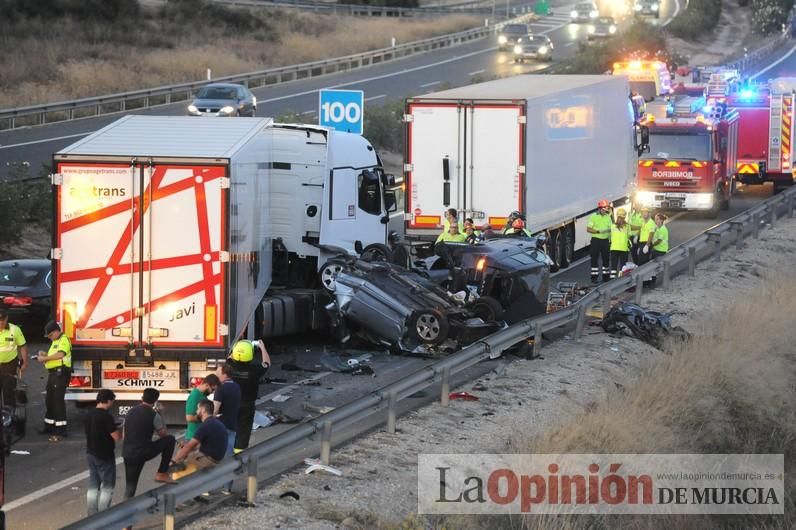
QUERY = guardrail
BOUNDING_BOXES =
[0,14,541,131]
[726,32,791,76]
[211,0,498,16]
[64,185,796,530]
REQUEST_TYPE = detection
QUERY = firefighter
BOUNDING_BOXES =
[436,208,459,242]
[610,208,631,279]
[225,339,271,453]
[647,213,669,285]
[504,217,532,238]
[587,199,612,282]
[463,218,482,244]
[628,206,645,264]
[35,321,72,441]
[0,309,28,410]
[437,222,467,243]
[636,207,656,266]
[502,211,523,234]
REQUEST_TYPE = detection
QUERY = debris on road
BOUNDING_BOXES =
[304,458,342,476]
[601,302,690,349]
[271,394,291,403]
[449,392,480,401]
[304,404,335,415]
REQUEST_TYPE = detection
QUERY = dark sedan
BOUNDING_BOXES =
[0,259,51,326]
[187,83,257,117]
[497,23,532,50]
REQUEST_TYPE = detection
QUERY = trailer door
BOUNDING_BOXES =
[55,162,227,362]
[406,103,464,230]
[466,104,524,228]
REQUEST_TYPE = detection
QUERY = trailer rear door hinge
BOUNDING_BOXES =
[517,116,527,124]
[404,212,412,221]
[50,248,63,260]
[219,251,230,262]
[50,173,63,185]
[402,114,414,123]
[403,163,414,172]
[219,177,231,189]
[517,165,526,174]
[218,324,229,336]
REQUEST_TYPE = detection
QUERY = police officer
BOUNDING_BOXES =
[587,200,612,283]
[225,339,270,453]
[0,308,28,408]
[610,208,631,279]
[35,320,72,441]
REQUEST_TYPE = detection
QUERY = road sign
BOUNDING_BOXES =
[319,89,364,134]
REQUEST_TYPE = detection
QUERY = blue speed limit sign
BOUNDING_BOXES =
[319,89,364,134]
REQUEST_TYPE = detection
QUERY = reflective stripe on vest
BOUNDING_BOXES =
[610,224,630,252]
[0,324,23,364]
[45,334,72,370]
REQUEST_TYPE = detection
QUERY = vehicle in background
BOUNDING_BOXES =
[187,83,257,117]
[497,23,532,50]
[404,75,648,272]
[633,0,660,17]
[635,95,738,216]
[53,116,394,422]
[570,2,599,22]
[612,60,673,101]
[513,35,554,62]
[0,259,51,328]
[728,78,796,194]
[587,16,617,39]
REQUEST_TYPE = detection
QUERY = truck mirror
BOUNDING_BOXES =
[384,191,398,213]
[383,173,397,186]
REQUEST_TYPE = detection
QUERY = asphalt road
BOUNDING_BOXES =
[0,0,681,178]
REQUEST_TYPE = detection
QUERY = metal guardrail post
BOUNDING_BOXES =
[387,391,397,434]
[246,456,258,506]
[164,493,176,530]
[688,246,696,277]
[789,196,795,218]
[753,212,761,238]
[634,273,643,304]
[533,322,542,357]
[730,220,744,250]
[441,367,451,407]
[574,303,587,339]
[770,202,777,228]
[601,289,611,315]
[320,421,332,465]
[662,260,671,290]
[707,232,722,261]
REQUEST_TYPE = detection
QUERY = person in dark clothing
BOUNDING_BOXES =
[85,389,122,515]
[122,388,176,498]
[225,339,270,453]
[170,400,228,480]
[213,364,241,459]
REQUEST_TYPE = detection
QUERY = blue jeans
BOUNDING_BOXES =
[87,454,116,515]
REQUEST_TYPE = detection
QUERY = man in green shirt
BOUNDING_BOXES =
[185,374,220,440]
[647,213,669,286]
[0,308,28,409]
[636,207,656,266]
[609,208,631,279]
[437,222,467,243]
[587,199,613,283]
[628,207,644,264]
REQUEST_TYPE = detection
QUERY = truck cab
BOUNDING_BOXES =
[613,60,673,101]
[635,96,738,216]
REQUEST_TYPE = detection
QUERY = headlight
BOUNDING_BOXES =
[220,106,235,114]
[570,10,579,17]
[588,25,596,33]
[609,25,617,33]
[188,104,198,113]
[651,3,659,8]
[538,45,549,54]
[634,191,657,206]
[590,10,599,18]
[498,35,508,44]
[514,45,523,54]
[634,3,642,10]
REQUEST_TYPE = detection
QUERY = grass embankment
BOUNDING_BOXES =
[0,0,479,108]
[445,270,796,530]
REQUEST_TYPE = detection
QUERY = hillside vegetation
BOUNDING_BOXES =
[0,0,479,108]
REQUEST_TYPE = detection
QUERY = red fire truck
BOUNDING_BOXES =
[728,77,796,194]
[634,95,739,216]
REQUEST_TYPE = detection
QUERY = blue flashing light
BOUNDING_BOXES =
[702,106,712,114]
[739,88,756,101]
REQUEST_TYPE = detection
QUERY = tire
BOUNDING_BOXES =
[409,309,449,345]
[361,243,393,263]
[545,230,561,273]
[470,296,505,322]
[319,259,346,292]
[391,244,410,269]
[557,226,572,269]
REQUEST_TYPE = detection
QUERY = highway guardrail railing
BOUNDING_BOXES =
[211,0,499,16]
[0,14,536,131]
[63,185,796,530]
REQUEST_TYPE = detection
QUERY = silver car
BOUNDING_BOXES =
[570,1,599,22]
[513,35,554,62]
[634,0,660,17]
[187,83,257,117]
[587,16,618,39]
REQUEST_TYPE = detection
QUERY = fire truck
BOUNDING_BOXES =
[728,77,796,194]
[634,95,739,216]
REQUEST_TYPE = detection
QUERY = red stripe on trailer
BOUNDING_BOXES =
[193,178,216,306]
[60,252,221,283]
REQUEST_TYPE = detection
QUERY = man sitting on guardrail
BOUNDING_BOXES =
[170,399,227,481]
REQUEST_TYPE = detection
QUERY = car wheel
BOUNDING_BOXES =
[361,243,393,263]
[470,296,505,322]
[410,309,449,345]
[319,259,346,292]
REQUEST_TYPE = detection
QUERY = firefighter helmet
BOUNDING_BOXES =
[512,218,525,230]
[616,208,627,218]
[597,199,610,209]
[231,340,254,363]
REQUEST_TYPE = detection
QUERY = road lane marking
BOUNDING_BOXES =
[750,42,796,80]
[0,132,90,150]
[468,69,485,76]
[365,94,386,101]
[662,0,682,26]
[301,110,316,115]
[419,81,441,88]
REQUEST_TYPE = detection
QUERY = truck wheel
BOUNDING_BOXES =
[410,309,449,345]
[545,231,560,272]
[361,243,393,263]
[558,226,573,268]
[470,296,505,321]
[319,259,346,292]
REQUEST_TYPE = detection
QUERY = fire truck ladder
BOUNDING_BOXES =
[769,95,784,172]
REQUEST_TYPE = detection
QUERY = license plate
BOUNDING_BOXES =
[103,369,180,389]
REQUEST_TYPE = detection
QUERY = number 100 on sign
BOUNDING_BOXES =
[319,89,364,135]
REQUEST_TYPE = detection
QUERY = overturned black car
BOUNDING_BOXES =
[326,235,552,351]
